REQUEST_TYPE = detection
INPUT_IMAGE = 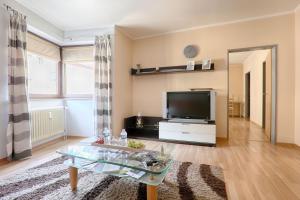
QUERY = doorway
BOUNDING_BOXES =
[227,45,277,144]
[245,72,250,119]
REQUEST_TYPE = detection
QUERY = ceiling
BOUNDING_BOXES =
[15,0,300,39]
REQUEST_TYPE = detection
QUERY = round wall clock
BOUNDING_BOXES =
[183,45,198,58]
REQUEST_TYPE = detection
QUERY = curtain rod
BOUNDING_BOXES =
[3,3,27,18]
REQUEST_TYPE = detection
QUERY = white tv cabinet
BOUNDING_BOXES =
[159,121,216,146]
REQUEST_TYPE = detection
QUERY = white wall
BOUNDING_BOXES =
[30,99,95,138]
[295,7,300,146]
[65,99,95,137]
[63,27,114,46]
[243,50,270,126]
[229,64,244,101]
[0,7,9,159]
[0,0,64,45]
[30,99,64,110]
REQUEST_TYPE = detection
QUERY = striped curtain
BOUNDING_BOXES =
[6,11,32,160]
[94,35,112,136]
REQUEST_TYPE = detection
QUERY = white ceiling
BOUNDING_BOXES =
[15,0,300,39]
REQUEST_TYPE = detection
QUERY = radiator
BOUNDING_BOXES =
[30,107,65,143]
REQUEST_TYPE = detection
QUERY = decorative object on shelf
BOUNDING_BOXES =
[124,116,162,139]
[186,60,195,71]
[136,64,141,74]
[136,112,143,128]
[202,58,212,70]
[183,45,198,59]
[184,45,198,71]
[130,63,214,76]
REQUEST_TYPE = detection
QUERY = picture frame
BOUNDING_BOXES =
[186,60,195,71]
[202,59,212,70]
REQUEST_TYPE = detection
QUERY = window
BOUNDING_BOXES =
[64,62,94,97]
[27,52,59,96]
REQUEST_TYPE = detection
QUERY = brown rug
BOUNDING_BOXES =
[0,156,227,200]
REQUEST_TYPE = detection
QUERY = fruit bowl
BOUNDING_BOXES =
[127,140,145,149]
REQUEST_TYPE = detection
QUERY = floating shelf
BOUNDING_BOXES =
[131,63,214,76]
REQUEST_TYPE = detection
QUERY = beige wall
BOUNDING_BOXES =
[112,27,133,135]
[229,64,244,102]
[295,8,300,145]
[132,14,295,142]
[242,50,270,127]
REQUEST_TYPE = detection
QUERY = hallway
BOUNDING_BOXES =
[229,117,269,143]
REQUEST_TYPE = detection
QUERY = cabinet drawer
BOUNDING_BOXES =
[159,122,215,134]
[159,130,215,143]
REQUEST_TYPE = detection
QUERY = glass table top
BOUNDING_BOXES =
[56,144,173,174]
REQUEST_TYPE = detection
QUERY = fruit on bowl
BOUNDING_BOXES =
[128,140,145,149]
[95,137,104,144]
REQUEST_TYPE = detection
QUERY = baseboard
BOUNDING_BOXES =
[276,142,300,148]
[33,135,85,152]
[32,136,66,152]
[67,133,94,137]
[0,157,9,165]
[32,132,65,148]
[249,120,263,128]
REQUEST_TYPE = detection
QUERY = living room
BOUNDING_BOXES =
[1,0,300,199]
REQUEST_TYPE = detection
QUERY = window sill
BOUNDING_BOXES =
[29,96,93,100]
[64,96,94,100]
[30,97,64,100]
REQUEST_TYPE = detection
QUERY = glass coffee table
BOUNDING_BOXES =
[56,143,173,200]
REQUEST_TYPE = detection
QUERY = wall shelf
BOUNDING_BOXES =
[131,63,214,76]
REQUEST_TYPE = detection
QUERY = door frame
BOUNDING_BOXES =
[262,61,266,129]
[227,45,277,144]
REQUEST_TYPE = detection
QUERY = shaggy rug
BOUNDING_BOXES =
[0,156,227,200]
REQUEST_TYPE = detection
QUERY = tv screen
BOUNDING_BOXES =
[167,91,211,120]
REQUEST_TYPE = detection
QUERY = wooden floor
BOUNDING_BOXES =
[229,117,269,142]
[1,134,300,199]
[0,137,82,178]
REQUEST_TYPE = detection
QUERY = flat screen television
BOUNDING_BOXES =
[162,91,215,121]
